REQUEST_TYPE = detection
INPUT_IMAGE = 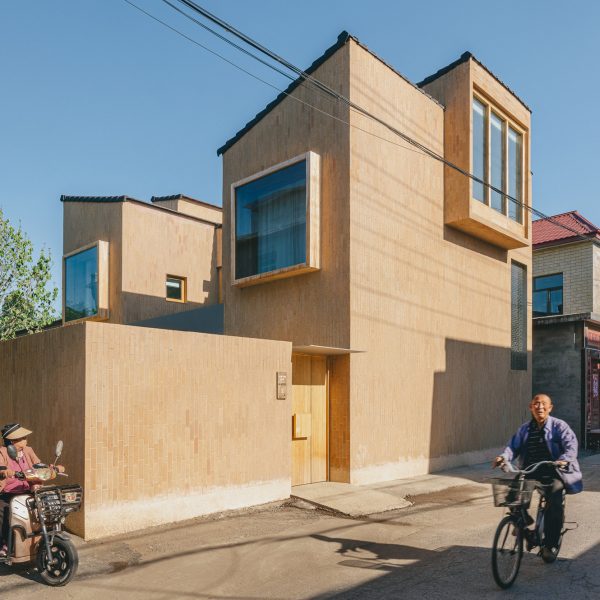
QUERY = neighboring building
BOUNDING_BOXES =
[532,211,600,448]
[1,32,534,538]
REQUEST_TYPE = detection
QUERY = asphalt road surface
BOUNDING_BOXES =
[2,458,599,599]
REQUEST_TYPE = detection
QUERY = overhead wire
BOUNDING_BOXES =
[126,0,599,248]
[167,0,600,248]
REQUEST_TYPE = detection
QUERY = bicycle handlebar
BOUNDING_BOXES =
[500,460,566,475]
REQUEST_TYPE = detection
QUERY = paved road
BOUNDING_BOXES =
[2,457,599,599]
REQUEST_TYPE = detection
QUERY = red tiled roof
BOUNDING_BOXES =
[532,211,600,248]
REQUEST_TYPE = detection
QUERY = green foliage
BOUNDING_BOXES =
[0,208,58,340]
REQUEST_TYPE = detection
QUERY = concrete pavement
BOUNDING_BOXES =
[2,454,599,599]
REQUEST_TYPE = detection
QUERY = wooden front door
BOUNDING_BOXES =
[292,354,328,486]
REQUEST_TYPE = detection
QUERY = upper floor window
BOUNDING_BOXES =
[166,275,186,302]
[63,241,109,323]
[511,261,527,370]
[472,96,524,224]
[533,273,563,317]
[231,152,320,286]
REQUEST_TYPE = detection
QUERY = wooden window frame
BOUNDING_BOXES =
[230,151,321,288]
[165,274,187,303]
[472,92,526,224]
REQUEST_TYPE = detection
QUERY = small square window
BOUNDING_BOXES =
[166,276,186,302]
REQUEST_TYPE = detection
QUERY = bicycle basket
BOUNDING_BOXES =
[490,478,536,508]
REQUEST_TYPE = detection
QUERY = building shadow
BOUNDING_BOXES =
[315,535,600,599]
[428,338,530,469]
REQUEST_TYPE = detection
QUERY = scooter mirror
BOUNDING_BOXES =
[55,440,64,459]
[7,444,18,461]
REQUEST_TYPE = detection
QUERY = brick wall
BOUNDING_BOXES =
[1,323,292,539]
[534,242,594,315]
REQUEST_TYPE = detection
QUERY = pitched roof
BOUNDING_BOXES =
[60,195,219,226]
[533,211,600,248]
[216,31,443,157]
[151,194,221,211]
[417,52,531,113]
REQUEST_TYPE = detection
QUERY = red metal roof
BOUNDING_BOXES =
[532,211,600,248]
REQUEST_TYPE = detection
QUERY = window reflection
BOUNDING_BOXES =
[65,246,98,322]
[490,113,505,213]
[235,160,307,280]
[472,99,486,203]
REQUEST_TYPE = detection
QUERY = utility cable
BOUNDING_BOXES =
[127,0,599,248]
[169,0,600,247]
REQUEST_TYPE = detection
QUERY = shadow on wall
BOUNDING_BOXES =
[133,304,224,335]
[429,338,531,467]
[120,291,213,325]
[444,225,509,262]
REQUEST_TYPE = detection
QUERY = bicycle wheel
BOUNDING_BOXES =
[492,516,523,589]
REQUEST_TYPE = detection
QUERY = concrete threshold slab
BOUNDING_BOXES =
[291,482,411,517]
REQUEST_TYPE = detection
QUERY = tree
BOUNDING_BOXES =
[0,208,58,340]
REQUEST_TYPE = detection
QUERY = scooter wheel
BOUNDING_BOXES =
[37,537,79,586]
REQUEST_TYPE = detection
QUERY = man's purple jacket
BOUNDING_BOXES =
[500,415,583,494]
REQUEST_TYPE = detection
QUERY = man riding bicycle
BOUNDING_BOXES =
[493,394,582,561]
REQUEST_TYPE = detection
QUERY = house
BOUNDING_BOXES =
[0,32,533,538]
[532,211,600,448]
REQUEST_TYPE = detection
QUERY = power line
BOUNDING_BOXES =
[167,0,600,249]
[126,0,598,249]
[121,0,424,160]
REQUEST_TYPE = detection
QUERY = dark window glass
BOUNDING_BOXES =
[166,276,185,301]
[472,99,486,203]
[508,127,523,223]
[511,262,527,370]
[490,113,505,213]
[533,274,563,317]
[235,160,306,280]
[65,246,98,322]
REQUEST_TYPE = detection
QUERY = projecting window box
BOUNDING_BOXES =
[230,151,320,287]
[63,240,109,324]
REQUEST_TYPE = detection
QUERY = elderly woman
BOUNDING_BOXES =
[0,423,64,557]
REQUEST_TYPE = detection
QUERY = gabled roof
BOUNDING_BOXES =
[533,211,600,248]
[151,194,221,211]
[216,31,443,157]
[417,52,531,113]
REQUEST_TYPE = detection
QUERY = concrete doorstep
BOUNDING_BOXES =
[291,482,412,516]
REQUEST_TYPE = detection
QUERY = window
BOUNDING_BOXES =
[511,262,527,370]
[63,241,108,323]
[472,96,524,224]
[472,98,486,203]
[231,152,320,286]
[166,276,186,302]
[490,113,505,213]
[533,273,563,317]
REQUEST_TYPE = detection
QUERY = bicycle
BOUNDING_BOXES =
[490,460,570,589]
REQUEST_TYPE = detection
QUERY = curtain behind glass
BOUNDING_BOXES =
[235,161,306,279]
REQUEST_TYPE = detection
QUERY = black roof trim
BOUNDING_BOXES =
[417,52,531,113]
[151,194,222,211]
[217,31,443,156]
[60,195,135,203]
[60,195,218,226]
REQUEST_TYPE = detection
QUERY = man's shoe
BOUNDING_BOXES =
[0,545,7,559]
[523,529,536,551]
[541,546,558,563]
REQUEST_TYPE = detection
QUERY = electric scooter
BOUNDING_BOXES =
[0,441,83,586]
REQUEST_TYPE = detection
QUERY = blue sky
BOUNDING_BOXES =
[1,0,599,302]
